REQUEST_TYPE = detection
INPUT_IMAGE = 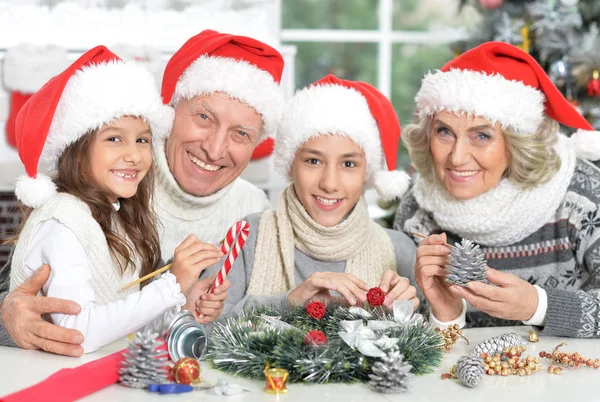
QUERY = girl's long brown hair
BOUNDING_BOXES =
[10,130,161,283]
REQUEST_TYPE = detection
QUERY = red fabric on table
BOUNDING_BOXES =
[0,349,125,402]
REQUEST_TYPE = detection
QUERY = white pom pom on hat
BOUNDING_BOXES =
[15,174,57,209]
[275,74,410,200]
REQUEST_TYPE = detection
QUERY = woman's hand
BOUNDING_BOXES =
[415,233,463,321]
[170,235,224,294]
[449,268,538,322]
[378,269,419,311]
[287,272,369,306]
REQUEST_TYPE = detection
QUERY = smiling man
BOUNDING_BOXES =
[154,29,285,261]
[0,30,285,354]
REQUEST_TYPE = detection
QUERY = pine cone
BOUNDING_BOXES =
[474,332,527,357]
[455,354,484,387]
[119,329,170,388]
[368,349,414,393]
[445,239,487,286]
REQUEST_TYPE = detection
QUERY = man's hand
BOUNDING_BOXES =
[2,265,84,356]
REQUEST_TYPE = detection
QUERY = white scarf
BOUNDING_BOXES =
[411,135,576,246]
[248,185,396,295]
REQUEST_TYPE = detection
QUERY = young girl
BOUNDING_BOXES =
[9,46,225,353]
[201,74,418,318]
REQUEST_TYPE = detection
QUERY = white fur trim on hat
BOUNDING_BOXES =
[172,55,284,141]
[3,44,70,93]
[42,61,174,166]
[15,174,57,208]
[416,69,546,134]
[375,170,411,201]
[571,129,600,161]
[275,83,383,183]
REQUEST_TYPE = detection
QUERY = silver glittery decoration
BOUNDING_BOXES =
[473,332,527,357]
[455,354,485,387]
[119,330,170,389]
[528,0,582,61]
[368,349,414,394]
[445,239,488,287]
[493,12,525,45]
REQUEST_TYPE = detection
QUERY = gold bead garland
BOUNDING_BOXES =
[435,324,469,351]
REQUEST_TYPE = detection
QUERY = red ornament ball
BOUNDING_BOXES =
[587,78,600,97]
[172,357,200,385]
[304,330,327,346]
[306,301,326,320]
[478,0,503,9]
[367,287,385,306]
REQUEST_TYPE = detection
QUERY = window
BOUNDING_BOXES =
[281,0,480,168]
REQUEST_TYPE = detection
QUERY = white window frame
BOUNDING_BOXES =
[279,0,468,97]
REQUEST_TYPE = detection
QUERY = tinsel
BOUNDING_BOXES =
[455,354,485,387]
[368,349,414,393]
[119,330,170,388]
[445,239,488,286]
[206,302,443,385]
[473,332,527,357]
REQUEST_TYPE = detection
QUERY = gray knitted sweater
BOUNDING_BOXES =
[394,159,600,338]
[201,212,417,322]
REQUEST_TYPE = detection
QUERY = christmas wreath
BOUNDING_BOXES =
[206,300,444,392]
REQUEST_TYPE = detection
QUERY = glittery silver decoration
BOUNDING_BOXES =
[368,349,414,394]
[473,332,527,357]
[445,239,488,287]
[119,330,170,389]
[455,354,485,387]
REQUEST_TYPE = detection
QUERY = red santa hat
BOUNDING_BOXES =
[161,29,285,159]
[275,74,410,200]
[416,41,599,158]
[15,45,174,208]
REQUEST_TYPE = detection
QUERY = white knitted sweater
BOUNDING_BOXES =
[153,141,271,262]
[10,193,140,303]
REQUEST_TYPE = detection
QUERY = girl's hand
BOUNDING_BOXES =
[415,233,463,321]
[378,269,419,311]
[287,272,369,306]
[170,235,223,294]
[449,268,538,322]
[194,277,231,324]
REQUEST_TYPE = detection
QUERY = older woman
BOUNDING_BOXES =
[394,41,600,338]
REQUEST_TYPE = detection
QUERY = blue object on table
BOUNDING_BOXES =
[147,384,194,394]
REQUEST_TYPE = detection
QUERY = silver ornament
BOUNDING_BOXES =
[368,349,414,394]
[445,239,488,287]
[456,354,485,387]
[473,332,527,357]
[119,329,170,388]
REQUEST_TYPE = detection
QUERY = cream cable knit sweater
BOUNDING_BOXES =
[152,140,271,262]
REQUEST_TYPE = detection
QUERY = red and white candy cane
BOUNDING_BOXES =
[209,220,250,293]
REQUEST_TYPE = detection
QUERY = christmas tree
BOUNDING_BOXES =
[455,0,600,129]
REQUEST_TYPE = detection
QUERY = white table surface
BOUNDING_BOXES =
[0,326,599,402]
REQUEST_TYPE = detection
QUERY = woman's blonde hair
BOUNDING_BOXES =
[402,114,562,188]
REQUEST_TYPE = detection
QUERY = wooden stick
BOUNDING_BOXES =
[121,263,172,290]
[410,231,455,250]
[120,238,225,291]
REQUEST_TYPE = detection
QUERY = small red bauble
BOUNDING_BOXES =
[306,301,326,320]
[479,0,503,9]
[367,287,385,306]
[304,330,327,346]
[587,78,600,96]
[171,357,200,385]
